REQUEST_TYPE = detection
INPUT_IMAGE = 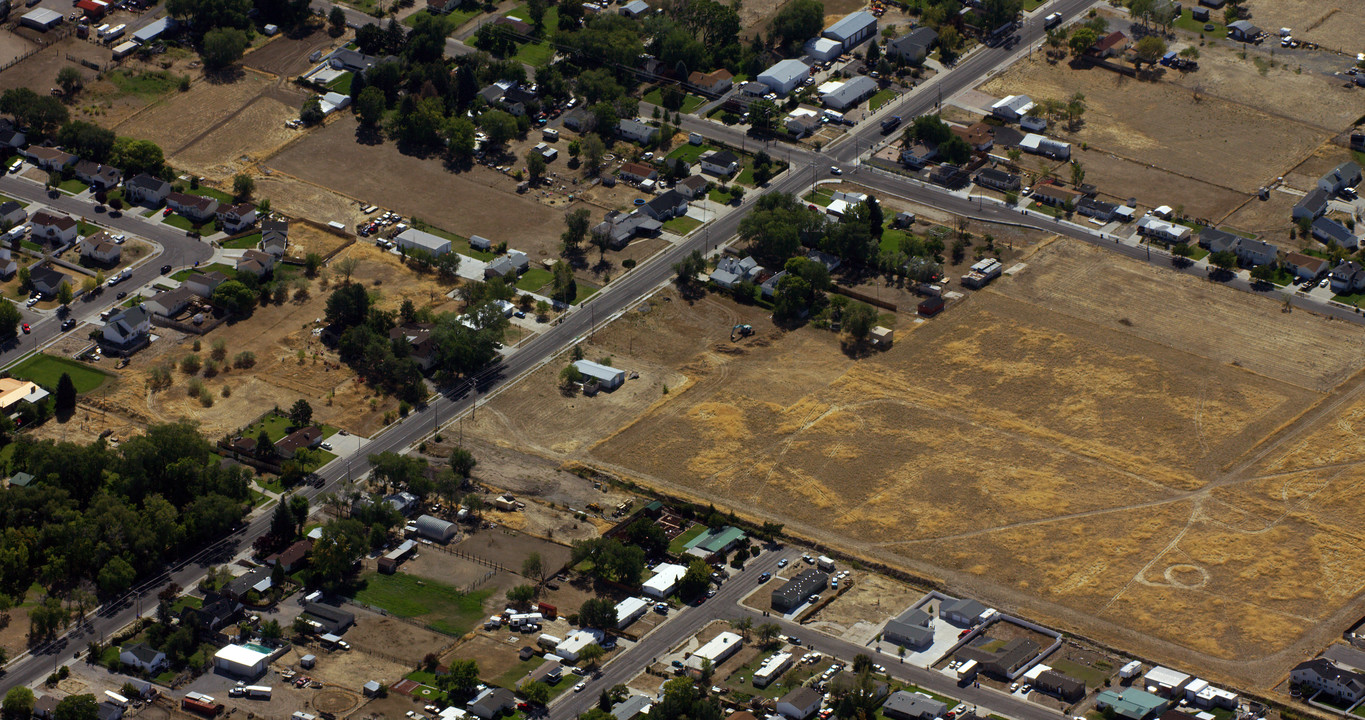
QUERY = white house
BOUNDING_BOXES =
[119,644,166,674]
[699,150,739,176]
[1292,659,1365,703]
[617,118,660,144]
[1018,133,1070,159]
[758,59,810,95]
[555,630,601,661]
[102,306,151,351]
[1142,666,1192,696]
[777,687,824,720]
[0,200,27,229]
[614,597,649,629]
[31,211,78,244]
[217,203,258,233]
[0,247,17,278]
[124,174,171,205]
[166,192,218,222]
[642,563,687,597]
[684,632,742,676]
[81,231,122,264]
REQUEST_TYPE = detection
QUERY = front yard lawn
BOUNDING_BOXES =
[223,232,262,250]
[7,354,111,393]
[57,179,87,195]
[667,143,713,164]
[869,88,898,111]
[573,282,599,304]
[514,41,554,67]
[664,215,702,234]
[516,268,553,292]
[170,262,235,282]
[643,87,705,114]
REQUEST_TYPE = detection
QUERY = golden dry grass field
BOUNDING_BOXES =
[468,239,1365,688]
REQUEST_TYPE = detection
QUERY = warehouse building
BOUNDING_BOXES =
[822,10,877,50]
[213,644,272,678]
[758,59,811,95]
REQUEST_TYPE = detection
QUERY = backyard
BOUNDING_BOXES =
[7,353,111,393]
[350,571,493,636]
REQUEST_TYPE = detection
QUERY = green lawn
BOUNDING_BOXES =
[0,193,29,208]
[162,214,201,232]
[413,220,467,245]
[516,268,554,292]
[21,240,41,254]
[1173,9,1225,36]
[326,72,354,96]
[709,187,740,205]
[664,215,702,235]
[642,87,705,114]
[100,646,121,668]
[107,68,183,99]
[406,669,440,686]
[241,412,292,442]
[155,670,178,685]
[668,523,706,554]
[1021,0,1045,9]
[879,226,911,254]
[57,178,87,195]
[803,188,834,207]
[7,354,111,393]
[513,41,555,67]
[223,232,262,250]
[170,595,203,613]
[667,143,713,163]
[573,282,599,304]
[351,572,493,636]
[257,477,286,495]
[493,656,544,689]
[869,88,898,111]
[184,185,233,204]
[1333,291,1365,306]
[170,262,235,282]
[404,6,480,31]
[1183,244,1209,261]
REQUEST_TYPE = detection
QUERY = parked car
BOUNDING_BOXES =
[160,264,173,274]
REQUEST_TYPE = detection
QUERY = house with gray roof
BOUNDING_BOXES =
[883,607,935,649]
[642,190,688,221]
[1226,20,1260,42]
[1319,161,1362,196]
[887,26,937,64]
[940,597,989,625]
[102,304,151,351]
[619,0,649,17]
[772,569,828,612]
[617,118,659,144]
[1313,217,1359,250]
[821,75,878,111]
[1293,187,1330,221]
[593,210,661,249]
[883,691,947,720]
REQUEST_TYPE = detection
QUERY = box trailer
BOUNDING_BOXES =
[101,23,124,43]
[243,686,272,699]
[183,694,224,717]
[816,556,835,571]
[956,659,979,681]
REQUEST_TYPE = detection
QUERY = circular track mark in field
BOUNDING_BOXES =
[313,690,359,714]
[1162,563,1210,590]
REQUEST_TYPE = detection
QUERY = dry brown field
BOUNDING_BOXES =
[170,95,303,181]
[1070,149,1248,222]
[1242,0,1365,53]
[346,608,455,664]
[977,56,1328,193]
[465,236,1365,688]
[114,70,275,156]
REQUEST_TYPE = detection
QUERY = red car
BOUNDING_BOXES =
[162,207,173,216]
[21,323,29,334]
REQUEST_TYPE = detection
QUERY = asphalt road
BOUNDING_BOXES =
[0,175,216,364]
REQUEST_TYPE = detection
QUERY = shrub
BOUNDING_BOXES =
[210,338,227,361]
[180,354,201,374]
[233,351,256,369]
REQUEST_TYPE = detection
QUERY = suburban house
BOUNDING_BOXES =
[1077,197,1121,222]
[974,168,1020,193]
[901,141,938,170]
[0,247,17,278]
[102,305,152,350]
[73,160,122,190]
[940,597,989,625]
[118,644,167,674]
[562,107,593,133]
[235,249,275,278]
[166,192,219,222]
[887,26,937,64]
[593,210,661,249]
[1030,184,1083,208]
[1331,261,1365,293]
[1284,252,1329,281]
[124,174,171,205]
[958,637,1039,677]
[1226,20,1261,42]
[31,211,79,244]
[929,165,969,189]
[1292,659,1365,703]
[217,203,258,233]
[883,607,935,649]
[183,595,241,632]
[81,231,122,264]
[147,287,194,317]
[611,695,651,720]
[1312,217,1359,250]
[777,687,824,720]
[328,48,398,76]
[641,190,689,221]
[0,379,47,413]
[0,121,25,150]
[0,200,27,228]
[758,59,811,95]
[21,146,76,170]
[785,112,823,138]
[1036,670,1086,702]
[1089,31,1130,58]
[617,162,658,184]
[822,10,877,50]
[826,190,867,218]
[699,150,739,176]
[389,322,437,370]
[1096,689,1168,720]
[261,219,289,257]
[1318,161,1361,195]
[675,175,709,200]
[426,0,466,13]
[821,75,878,111]
[709,255,762,289]
[1292,188,1329,221]
[1018,133,1070,159]
[882,692,946,720]
[275,426,322,459]
[267,539,313,573]
[687,68,733,94]
[617,118,659,144]
[468,688,516,720]
[991,94,1035,122]
[485,250,530,279]
[1202,231,1276,266]
[29,265,71,296]
[185,271,227,298]
[950,122,994,152]
[1136,215,1191,244]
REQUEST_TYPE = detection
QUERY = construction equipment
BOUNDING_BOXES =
[731,324,753,341]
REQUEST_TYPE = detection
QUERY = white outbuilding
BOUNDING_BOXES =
[758,59,811,96]
[573,360,625,391]
[213,644,272,677]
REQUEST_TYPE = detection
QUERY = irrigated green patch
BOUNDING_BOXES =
[107,69,184,99]
[7,354,111,393]
[516,268,554,292]
[351,572,493,636]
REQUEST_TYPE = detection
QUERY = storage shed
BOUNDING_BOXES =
[414,514,457,543]
[573,360,625,391]
[21,8,63,30]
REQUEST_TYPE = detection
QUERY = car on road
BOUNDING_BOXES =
[116,291,127,299]
[21,323,29,334]
[705,589,716,597]
[759,571,771,582]
[777,558,788,568]
[573,682,587,693]
[830,166,842,175]
[61,318,75,331]
[161,264,172,274]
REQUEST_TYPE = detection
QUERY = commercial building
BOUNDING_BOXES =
[771,569,828,612]
[821,76,878,111]
[758,59,811,95]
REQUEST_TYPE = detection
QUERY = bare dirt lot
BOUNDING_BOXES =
[115,70,276,156]
[1069,148,1248,222]
[0,29,37,68]
[465,237,1365,688]
[243,28,344,78]
[170,94,305,181]
[444,633,531,681]
[402,547,515,590]
[1242,0,1365,53]
[346,605,457,664]
[455,526,573,575]
[808,572,925,642]
[978,55,1330,193]
[266,116,595,264]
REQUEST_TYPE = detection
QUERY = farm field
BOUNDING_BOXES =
[114,70,276,156]
[977,55,1329,193]
[170,95,304,181]
[467,238,1365,688]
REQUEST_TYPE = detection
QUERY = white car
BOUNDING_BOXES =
[320,441,332,450]
[1321,278,1331,288]
[778,558,789,567]
[830,166,842,175]
[25,296,38,306]
[574,682,587,693]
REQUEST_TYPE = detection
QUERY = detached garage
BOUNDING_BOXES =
[21,8,64,30]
